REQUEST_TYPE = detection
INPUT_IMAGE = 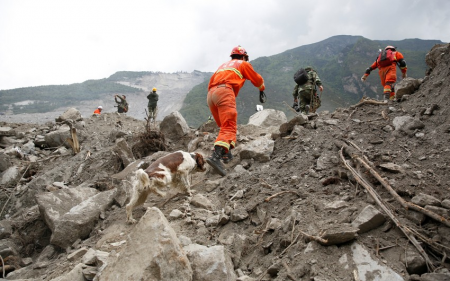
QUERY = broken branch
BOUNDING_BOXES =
[299,230,328,244]
[349,97,387,109]
[264,191,299,202]
[339,147,435,271]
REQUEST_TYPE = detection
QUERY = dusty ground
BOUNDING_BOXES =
[1,43,450,281]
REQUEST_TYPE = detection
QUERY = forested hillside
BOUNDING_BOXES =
[181,35,442,127]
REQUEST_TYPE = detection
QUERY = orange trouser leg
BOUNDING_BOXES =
[379,65,397,98]
[207,86,237,151]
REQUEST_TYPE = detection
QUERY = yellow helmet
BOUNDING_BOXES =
[152,87,157,92]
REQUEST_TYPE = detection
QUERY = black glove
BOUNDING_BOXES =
[259,91,266,103]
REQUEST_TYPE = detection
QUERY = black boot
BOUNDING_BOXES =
[222,150,233,164]
[207,146,227,176]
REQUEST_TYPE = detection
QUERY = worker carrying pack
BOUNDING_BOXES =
[377,49,395,67]
[293,68,309,85]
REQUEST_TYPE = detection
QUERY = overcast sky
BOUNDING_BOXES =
[1,0,449,90]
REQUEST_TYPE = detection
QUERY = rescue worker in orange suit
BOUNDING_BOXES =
[206,45,265,176]
[361,46,407,100]
[93,106,102,116]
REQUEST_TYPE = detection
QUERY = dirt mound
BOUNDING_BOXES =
[1,43,450,280]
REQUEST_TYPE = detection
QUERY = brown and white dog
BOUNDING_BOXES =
[126,150,206,224]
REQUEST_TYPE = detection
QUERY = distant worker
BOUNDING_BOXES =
[292,66,323,114]
[93,106,102,116]
[206,45,265,176]
[206,116,213,124]
[114,94,128,113]
[147,87,159,121]
[361,46,407,100]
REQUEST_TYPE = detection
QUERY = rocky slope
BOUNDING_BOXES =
[0,43,450,281]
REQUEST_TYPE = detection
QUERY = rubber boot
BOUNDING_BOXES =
[206,146,227,176]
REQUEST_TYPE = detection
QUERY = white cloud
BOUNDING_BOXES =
[0,0,449,90]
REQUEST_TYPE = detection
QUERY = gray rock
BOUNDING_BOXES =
[351,205,386,234]
[441,199,450,209]
[204,178,225,192]
[169,209,184,219]
[400,249,427,274]
[279,114,308,136]
[99,207,193,281]
[0,220,13,239]
[159,111,191,140]
[1,166,19,186]
[239,136,274,163]
[0,126,15,136]
[248,109,287,127]
[411,193,441,207]
[324,200,349,211]
[230,208,249,222]
[406,210,426,225]
[44,124,72,148]
[36,187,116,248]
[112,138,135,167]
[420,273,450,281]
[67,247,88,262]
[21,140,36,154]
[394,77,420,99]
[191,194,214,210]
[56,108,82,122]
[183,244,237,281]
[0,239,19,257]
[351,243,403,281]
[0,153,12,172]
[425,205,450,218]
[50,262,85,281]
[320,224,359,245]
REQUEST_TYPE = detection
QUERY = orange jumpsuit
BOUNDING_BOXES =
[207,59,265,152]
[93,109,101,115]
[366,51,407,98]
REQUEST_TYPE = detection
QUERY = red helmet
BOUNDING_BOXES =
[385,45,396,51]
[230,45,248,57]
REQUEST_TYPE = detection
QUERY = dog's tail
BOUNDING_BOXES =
[135,169,150,188]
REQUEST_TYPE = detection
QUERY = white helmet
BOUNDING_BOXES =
[98,106,103,109]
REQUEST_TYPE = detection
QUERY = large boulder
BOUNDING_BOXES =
[238,136,274,162]
[425,43,450,69]
[44,124,72,148]
[248,109,287,127]
[112,138,135,167]
[395,77,420,99]
[36,187,116,248]
[98,207,193,281]
[279,114,309,137]
[56,108,82,122]
[160,111,191,140]
[183,244,236,281]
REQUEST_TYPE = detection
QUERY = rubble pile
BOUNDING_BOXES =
[0,43,450,281]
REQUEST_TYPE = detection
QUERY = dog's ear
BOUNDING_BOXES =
[195,153,206,171]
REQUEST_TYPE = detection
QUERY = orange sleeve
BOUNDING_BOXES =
[370,60,378,71]
[395,51,407,73]
[239,62,265,91]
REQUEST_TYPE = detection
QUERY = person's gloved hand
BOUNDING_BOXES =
[259,91,266,103]
[361,75,367,82]
[402,72,407,79]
